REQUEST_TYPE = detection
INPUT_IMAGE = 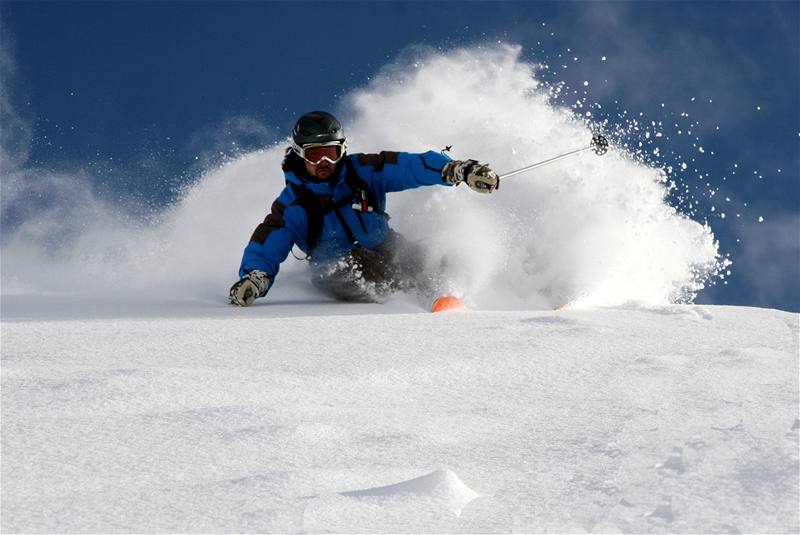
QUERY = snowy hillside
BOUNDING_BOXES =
[2,300,797,533]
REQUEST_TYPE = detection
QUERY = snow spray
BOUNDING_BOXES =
[1,45,725,309]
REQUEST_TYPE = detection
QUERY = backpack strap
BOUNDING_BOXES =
[289,182,326,257]
[341,157,387,218]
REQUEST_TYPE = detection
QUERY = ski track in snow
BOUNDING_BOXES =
[2,301,798,533]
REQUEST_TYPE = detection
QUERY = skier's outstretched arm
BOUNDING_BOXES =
[230,197,302,306]
[354,151,499,194]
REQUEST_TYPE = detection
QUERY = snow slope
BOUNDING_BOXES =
[2,300,798,533]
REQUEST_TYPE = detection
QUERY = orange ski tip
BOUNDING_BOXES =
[554,303,571,311]
[431,295,466,313]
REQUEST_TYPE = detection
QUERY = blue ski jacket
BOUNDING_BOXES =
[239,150,453,287]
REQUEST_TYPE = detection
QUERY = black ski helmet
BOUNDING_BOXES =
[292,111,346,146]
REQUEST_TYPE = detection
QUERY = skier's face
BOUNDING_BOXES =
[305,159,336,181]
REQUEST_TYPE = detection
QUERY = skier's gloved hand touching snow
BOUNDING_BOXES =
[229,270,270,306]
[442,160,500,193]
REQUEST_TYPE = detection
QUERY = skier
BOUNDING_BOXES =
[229,111,499,308]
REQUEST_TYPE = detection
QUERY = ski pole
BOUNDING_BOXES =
[498,135,609,180]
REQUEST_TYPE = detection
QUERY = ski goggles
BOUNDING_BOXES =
[293,140,347,165]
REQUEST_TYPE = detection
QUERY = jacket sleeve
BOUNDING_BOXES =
[352,151,453,193]
[238,192,306,286]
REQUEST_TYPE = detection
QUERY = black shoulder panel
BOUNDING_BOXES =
[356,151,399,172]
[250,200,287,245]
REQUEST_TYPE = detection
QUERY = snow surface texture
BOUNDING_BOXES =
[2,303,798,532]
[1,45,723,309]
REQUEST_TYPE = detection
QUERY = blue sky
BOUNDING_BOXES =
[1,1,798,311]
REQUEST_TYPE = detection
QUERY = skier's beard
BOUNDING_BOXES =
[309,161,338,183]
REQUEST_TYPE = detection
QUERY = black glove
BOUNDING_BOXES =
[229,270,270,306]
[442,160,500,193]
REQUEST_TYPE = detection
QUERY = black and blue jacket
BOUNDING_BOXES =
[239,150,453,287]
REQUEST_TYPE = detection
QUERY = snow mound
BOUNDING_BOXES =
[302,469,481,530]
[341,468,480,516]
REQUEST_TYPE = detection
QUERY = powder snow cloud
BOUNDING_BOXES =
[1,44,726,309]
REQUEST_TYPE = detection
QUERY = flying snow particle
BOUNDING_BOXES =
[583,81,589,86]
[758,216,764,223]
[601,56,607,61]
